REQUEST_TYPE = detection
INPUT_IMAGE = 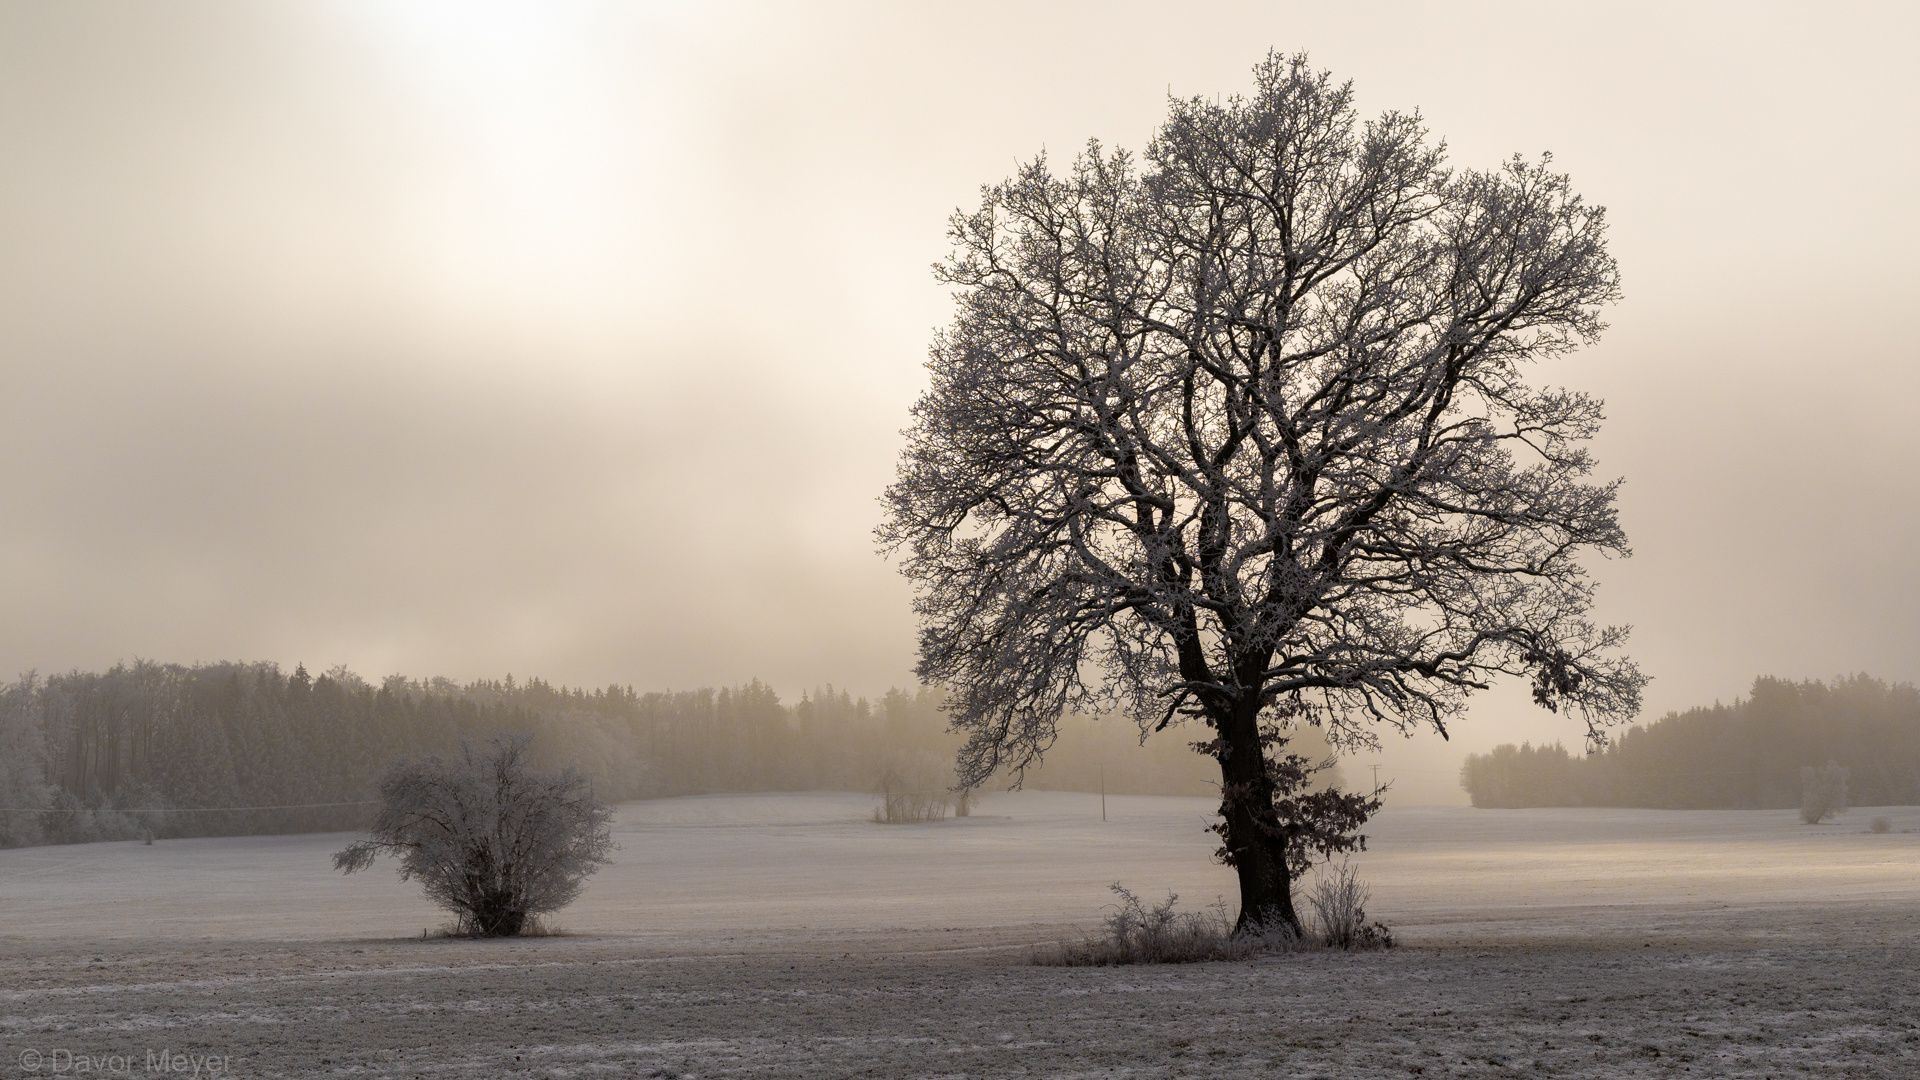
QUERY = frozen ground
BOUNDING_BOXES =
[4,792,1918,1077]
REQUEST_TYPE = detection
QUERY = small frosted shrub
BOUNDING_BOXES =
[333,733,613,937]
[1870,815,1892,834]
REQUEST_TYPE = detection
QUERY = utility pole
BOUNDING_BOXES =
[1100,763,1106,821]
[1370,763,1381,794]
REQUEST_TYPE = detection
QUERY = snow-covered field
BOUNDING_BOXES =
[4,792,1918,1077]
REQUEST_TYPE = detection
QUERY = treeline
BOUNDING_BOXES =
[0,660,1311,848]
[1460,675,1920,809]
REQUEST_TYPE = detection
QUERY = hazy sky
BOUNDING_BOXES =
[2,1,1915,800]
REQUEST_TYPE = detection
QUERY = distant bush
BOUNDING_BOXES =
[1870,815,1892,833]
[872,786,949,824]
[871,754,959,823]
[1800,760,1850,824]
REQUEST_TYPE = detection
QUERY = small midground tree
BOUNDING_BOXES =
[881,53,1644,934]
[1800,760,1849,824]
[334,733,613,936]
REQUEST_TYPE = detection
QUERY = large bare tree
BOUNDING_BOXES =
[880,53,1643,932]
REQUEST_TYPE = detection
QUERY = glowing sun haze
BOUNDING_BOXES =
[2,0,1915,800]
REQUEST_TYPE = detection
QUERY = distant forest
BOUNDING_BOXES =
[1460,675,1920,809]
[0,661,1328,848]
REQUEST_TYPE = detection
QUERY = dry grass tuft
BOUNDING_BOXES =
[1037,868,1392,966]
[1307,859,1395,951]
[1035,885,1297,965]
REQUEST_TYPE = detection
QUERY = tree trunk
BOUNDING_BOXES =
[1213,694,1301,935]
